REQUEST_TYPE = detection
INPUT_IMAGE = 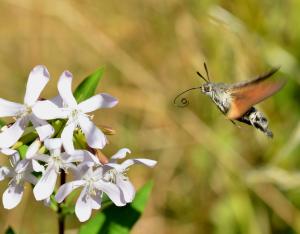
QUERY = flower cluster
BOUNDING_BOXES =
[0,66,157,222]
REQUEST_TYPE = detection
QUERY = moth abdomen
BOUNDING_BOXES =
[237,107,273,138]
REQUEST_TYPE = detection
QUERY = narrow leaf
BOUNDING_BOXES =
[74,67,105,103]
[79,181,154,234]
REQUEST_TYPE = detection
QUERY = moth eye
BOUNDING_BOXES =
[204,86,211,92]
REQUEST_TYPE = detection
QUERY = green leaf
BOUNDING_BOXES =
[17,145,28,159]
[5,226,15,234]
[79,181,154,234]
[19,132,38,145]
[74,67,105,103]
[0,118,5,128]
[51,119,66,137]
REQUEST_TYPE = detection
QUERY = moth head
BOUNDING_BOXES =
[197,64,213,96]
[201,83,213,95]
[174,62,211,107]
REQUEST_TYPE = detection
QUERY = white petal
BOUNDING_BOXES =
[79,115,107,149]
[15,160,30,173]
[95,181,125,207]
[0,149,20,167]
[117,178,135,203]
[10,153,20,166]
[30,116,54,141]
[93,167,104,177]
[50,95,63,108]
[0,99,24,117]
[43,197,51,207]
[0,167,10,181]
[70,150,100,165]
[55,180,85,203]
[58,71,77,108]
[31,154,49,163]
[61,122,76,154]
[91,191,102,209]
[24,65,50,106]
[78,94,118,113]
[121,158,157,170]
[0,117,28,148]
[25,140,41,159]
[0,148,17,156]
[3,184,24,209]
[75,187,92,222]
[73,163,93,180]
[63,151,83,163]
[44,138,62,151]
[31,160,44,173]
[32,100,68,120]
[33,166,58,201]
[111,148,131,160]
[63,162,77,171]
[24,172,38,185]
[60,153,83,166]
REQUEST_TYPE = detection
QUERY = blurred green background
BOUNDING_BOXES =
[0,0,299,233]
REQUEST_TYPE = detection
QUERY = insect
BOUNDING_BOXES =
[174,63,286,137]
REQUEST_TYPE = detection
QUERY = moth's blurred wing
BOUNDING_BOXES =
[227,69,285,119]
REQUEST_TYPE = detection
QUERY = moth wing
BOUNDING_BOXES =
[227,68,285,119]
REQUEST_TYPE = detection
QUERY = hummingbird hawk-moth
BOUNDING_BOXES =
[174,63,286,138]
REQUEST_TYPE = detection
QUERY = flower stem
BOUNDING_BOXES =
[58,170,66,234]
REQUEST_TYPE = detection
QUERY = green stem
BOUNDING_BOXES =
[58,170,66,234]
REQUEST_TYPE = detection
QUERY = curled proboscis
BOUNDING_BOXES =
[173,95,190,108]
[173,87,202,108]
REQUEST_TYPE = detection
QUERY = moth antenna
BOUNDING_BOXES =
[204,62,210,82]
[196,71,208,82]
[173,86,202,108]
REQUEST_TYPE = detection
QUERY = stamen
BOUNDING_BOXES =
[103,169,117,183]
[9,172,25,186]
[15,105,32,119]
[88,184,96,196]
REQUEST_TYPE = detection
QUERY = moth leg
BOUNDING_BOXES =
[230,119,241,128]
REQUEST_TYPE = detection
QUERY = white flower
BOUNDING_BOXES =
[24,140,47,172]
[0,150,39,209]
[33,71,118,153]
[33,138,99,201]
[103,148,157,203]
[55,163,125,222]
[0,65,54,148]
[55,148,157,222]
